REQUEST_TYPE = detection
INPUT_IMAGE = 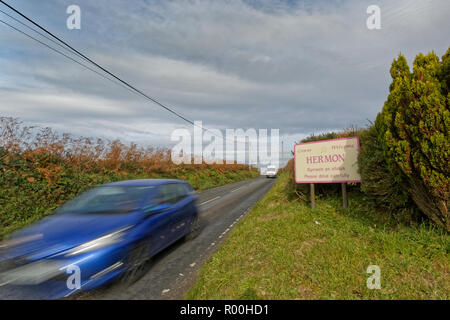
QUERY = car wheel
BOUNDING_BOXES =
[185,214,200,241]
[121,240,152,285]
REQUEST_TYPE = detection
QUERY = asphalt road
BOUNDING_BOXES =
[80,175,276,300]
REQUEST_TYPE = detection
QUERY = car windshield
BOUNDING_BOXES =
[56,186,155,214]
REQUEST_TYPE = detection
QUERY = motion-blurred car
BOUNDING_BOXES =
[266,165,277,178]
[0,179,199,299]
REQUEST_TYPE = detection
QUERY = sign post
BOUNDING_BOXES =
[294,137,361,209]
[341,183,348,209]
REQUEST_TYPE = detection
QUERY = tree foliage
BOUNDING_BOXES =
[376,48,450,230]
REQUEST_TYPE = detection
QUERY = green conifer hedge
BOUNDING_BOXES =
[376,48,449,230]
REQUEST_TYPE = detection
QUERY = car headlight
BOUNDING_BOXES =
[64,226,133,257]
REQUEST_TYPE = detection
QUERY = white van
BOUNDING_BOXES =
[266,165,277,178]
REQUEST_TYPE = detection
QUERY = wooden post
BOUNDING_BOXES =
[310,183,315,209]
[341,183,348,209]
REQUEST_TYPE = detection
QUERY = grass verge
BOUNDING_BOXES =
[186,171,449,299]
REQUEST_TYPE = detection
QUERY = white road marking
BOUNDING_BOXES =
[162,289,170,294]
[230,186,243,193]
[190,263,196,267]
[199,196,220,206]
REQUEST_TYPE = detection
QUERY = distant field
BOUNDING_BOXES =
[186,171,449,300]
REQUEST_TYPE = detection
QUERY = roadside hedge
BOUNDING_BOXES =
[377,49,449,231]
[358,122,420,223]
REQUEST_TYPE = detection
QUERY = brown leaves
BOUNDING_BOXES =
[36,165,63,185]
[0,116,256,184]
[26,177,35,183]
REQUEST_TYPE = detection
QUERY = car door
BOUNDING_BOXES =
[163,183,190,240]
[171,183,193,237]
[179,183,198,234]
[144,184,179,254]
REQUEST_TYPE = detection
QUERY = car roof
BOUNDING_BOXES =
[101,179,186,187]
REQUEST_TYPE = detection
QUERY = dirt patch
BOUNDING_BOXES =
[296,285,316,299]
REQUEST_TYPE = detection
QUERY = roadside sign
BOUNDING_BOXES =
[294,137,361,209]
[294,137,361,183]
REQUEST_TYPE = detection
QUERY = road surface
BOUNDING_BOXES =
[80,176,276,299]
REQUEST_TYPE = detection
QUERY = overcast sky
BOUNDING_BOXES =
[0,0,449,154]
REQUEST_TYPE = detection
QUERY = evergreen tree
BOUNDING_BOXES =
[376,48,450,231]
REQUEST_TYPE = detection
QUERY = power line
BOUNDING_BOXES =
[0,16,206,143]
[0,5,273,166]
[0,8,86,61]
[0,0,202,130]
[0,7,158,103]
[0,18,139,96]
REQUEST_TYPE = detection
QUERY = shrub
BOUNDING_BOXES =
[358,123,420,223]
[377,49,450,231]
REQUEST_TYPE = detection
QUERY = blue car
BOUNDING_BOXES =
[0,179,199,299]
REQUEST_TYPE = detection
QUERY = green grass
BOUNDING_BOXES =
[186,172,450,300]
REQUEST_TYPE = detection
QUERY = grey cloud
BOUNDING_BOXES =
[0,0,449,147]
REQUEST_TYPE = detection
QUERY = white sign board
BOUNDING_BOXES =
[294,137,361,183]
